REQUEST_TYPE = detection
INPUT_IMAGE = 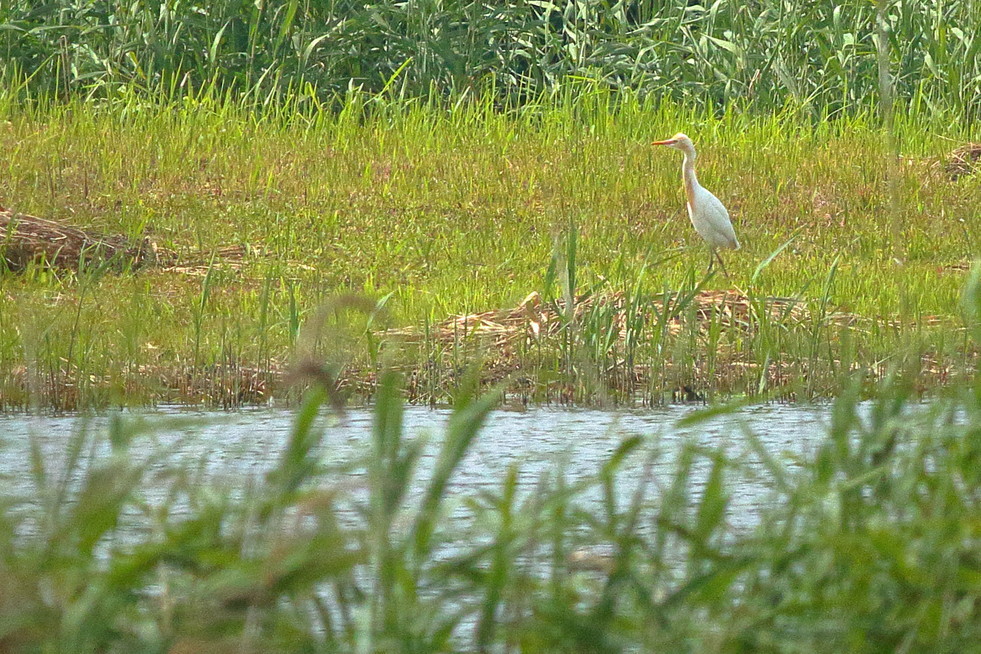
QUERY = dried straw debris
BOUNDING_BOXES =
[385,289,825,346]
[944,143,981,180]
[0,208,270,276]
[0,208,162,271]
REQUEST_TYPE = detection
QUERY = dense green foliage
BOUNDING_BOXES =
[1,0,979,117]
[2,355,981,651]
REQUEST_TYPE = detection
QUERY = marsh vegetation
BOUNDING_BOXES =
[0,2,980,651]
[0,88,978,407]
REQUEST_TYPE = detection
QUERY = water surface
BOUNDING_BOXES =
[0,403,829,530]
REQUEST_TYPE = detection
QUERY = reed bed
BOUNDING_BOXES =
[0,88,978,408]
[1,0,979,119]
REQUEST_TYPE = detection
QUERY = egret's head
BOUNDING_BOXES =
[651,133,694,152]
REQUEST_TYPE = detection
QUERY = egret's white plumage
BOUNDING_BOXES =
[652,133,738,274]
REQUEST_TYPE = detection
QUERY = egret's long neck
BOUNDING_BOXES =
[681,149,698,204]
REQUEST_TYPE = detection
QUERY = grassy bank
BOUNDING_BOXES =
[1,366,980,651]
[0,90,979,408]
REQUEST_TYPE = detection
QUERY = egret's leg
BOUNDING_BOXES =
[714,251,731,279]
[706,249,715,274]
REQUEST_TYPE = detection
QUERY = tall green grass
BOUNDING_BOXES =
[1,355,980,651]
[0,0,979,118]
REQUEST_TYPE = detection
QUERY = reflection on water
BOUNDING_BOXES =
[0,403,830,530]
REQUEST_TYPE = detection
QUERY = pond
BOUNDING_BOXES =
[0,403,830,532]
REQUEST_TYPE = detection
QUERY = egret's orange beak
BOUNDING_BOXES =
[651,138,677,146]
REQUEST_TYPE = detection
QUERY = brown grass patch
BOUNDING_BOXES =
[0,208,162,271]
[0,209,275,277]
[943,143,981,180]
[386,289,839,346]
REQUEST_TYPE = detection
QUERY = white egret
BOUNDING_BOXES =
[652,133,739,275]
